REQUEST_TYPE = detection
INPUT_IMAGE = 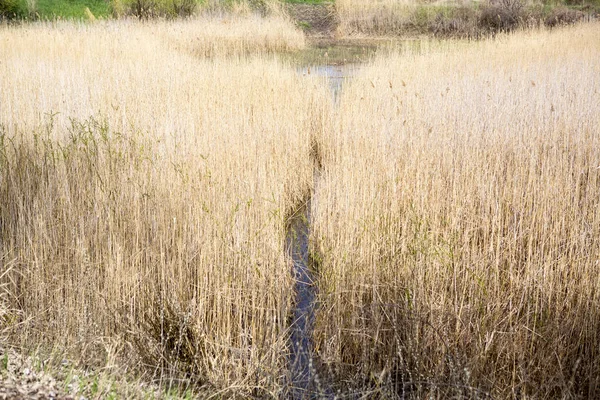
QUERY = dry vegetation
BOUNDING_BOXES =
[1,8,599,399]
[335,0,433,36]
[163,14,305,57]
[334,0,596,37]
[0,17,329,397]
[312,23,600,397]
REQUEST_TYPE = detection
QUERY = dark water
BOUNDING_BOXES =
[299,64,358,103]
[287,203,315,398]
[287,200,333,399]
[287,60,361,400]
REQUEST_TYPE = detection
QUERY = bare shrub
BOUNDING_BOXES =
[545,6,586,27]
[119,0,198,19]
[130,0,157,18]
[430,6,479,37]
[172,0,197,17]
[479,0,524,32]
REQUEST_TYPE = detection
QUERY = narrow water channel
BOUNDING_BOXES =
[299,65,358,103]
[287,63,357,399]
[287,202,323,399]
[286,40,431,396]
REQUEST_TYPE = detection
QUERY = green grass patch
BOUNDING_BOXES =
[22,0,110,19]
[0,0,26,19]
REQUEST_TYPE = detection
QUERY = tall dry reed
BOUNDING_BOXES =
[0,19,329,396]
[335,0,477,36]
[313,23,600,398]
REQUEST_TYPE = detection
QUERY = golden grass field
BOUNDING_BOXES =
[0,8,599,399]
[313,22,600,397]
[0,16,329,397]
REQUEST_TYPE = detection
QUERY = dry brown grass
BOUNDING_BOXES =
[312,23,600,398]
[334,0,596,37]
[2,12,599,399]
[0,18,329,396]
[335,0,478,36]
